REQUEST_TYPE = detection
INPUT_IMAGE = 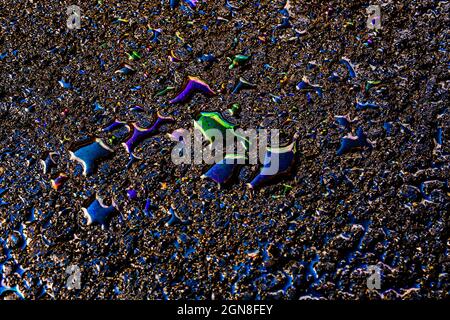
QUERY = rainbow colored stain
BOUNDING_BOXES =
[194,112,249,150]
[228,54,251,69]
[51,173,69,191]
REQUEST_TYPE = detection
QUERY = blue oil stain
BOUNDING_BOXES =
[337,127,372,155]
[0,285,24,299]
[435,128,442,145]
[69,138,114,176]
[82,196,117,227]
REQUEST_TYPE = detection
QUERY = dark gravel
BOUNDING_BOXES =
[0,0,448,300]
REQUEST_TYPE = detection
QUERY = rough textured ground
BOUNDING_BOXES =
[0,0,448,299]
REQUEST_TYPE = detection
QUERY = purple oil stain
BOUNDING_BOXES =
[123,113,174,157]
[169,76,215,104]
